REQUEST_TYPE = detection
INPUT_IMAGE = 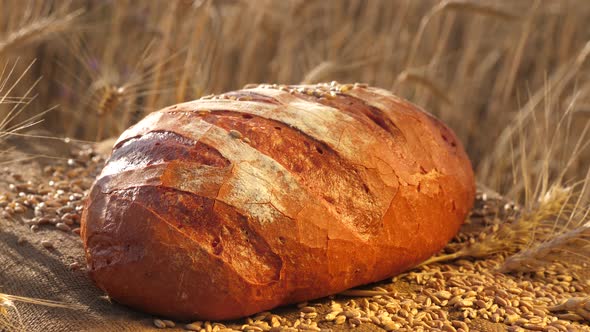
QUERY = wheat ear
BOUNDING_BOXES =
[0,9,82,56]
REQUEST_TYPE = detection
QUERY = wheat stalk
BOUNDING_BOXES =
[176,0,211,103]
[0,9,82,56]
[500,168,590,273]
[404,0,517,70]
[301,57,380,84]
[0,297,22,332]
[144,1,178,114]
[420,185,573,267]
[548,297,590,321]
[500,222,590,273]
[0,60,45,163]
[0,293,84,311]
[396,70,452,105]
[61,35,184,140]
[1,292,85,331]
[500,0,539,103]
[441,1,518,21]
[478,39,590,192]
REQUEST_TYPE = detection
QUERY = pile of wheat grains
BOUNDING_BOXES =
[1,142,589,332]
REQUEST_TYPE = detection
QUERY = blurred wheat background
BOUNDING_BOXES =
[1,0,590,285]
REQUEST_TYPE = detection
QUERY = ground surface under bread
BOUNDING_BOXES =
[0,142,588,332]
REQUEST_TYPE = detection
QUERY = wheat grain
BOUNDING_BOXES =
[153,319,166,328]
[338,289,391,297]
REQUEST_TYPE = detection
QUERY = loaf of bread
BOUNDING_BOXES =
[81,83,475,320]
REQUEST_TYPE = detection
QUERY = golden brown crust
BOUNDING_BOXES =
[81,83,475,320]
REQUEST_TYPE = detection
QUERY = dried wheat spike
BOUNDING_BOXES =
[0,9,82,56]
[548,297,590,321]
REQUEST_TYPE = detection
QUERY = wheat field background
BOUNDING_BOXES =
[1,0,590,330]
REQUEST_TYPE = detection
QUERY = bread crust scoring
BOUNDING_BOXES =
[81,83,475,320]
